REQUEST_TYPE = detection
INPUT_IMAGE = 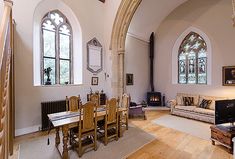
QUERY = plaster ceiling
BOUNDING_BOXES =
[128,0,188,41]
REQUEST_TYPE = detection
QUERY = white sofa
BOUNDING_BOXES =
[170,93,226,124]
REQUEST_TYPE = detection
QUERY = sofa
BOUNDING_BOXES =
[169,93,226,124]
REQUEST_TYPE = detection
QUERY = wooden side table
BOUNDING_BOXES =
[210,125,235,154]
[100,93,106,105]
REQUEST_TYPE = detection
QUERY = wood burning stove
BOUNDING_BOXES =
[147,92,161,106]
[146,33,162,106]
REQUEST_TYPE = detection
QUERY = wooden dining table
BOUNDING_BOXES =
[48,107,127,159]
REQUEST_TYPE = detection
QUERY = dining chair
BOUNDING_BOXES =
[66,95,81,112]
[120,93,130,130]
[102,98,119,145]
[66,95,81,146]
[76,101,98,157]
[90,93,100,107]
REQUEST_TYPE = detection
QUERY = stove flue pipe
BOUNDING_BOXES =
[149,32,155,92]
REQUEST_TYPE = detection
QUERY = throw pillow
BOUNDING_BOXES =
[199,99,212,109]
[182,97,194,106]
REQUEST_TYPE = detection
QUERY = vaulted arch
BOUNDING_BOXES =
[110,0,142,97]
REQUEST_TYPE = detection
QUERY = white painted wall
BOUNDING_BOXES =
[155,0,235,101]
[129,0,188,41]
[103,0,122,97]
[0,1,3,23]
[125,35,149,103]
[13,0,112,136]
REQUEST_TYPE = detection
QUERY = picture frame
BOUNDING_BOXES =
[222,66,235,86]
[126,73,133,85]
[91,77,98,85]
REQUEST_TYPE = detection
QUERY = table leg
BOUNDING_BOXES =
[118,113,123,137]
[212,140,215,145]
[55,127,60,147]
[62,125,69,159]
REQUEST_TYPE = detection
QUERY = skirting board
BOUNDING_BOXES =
[144,106,170,111]
[15,125,40,136]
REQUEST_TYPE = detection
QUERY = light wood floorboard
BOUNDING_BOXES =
[10,110,233,159]
[127,110,233,159]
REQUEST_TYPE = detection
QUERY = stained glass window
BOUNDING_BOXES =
[178,32,207,84]
[41,10,73,85]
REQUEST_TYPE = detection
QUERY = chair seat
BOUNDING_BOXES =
[129,106,144,115]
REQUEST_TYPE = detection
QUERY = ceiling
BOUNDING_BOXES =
[128,0,188,41]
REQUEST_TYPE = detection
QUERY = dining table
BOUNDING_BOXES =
[48,106,127,159]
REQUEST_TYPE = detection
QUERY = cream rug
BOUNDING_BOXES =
[19,125,155,159]
[152,115,211,140]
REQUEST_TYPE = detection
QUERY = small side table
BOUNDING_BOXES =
[211,125,235,154]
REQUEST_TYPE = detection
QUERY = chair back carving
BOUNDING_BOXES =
[66,95,80,111]
[121,93,130,109]
[90,93,100,107]
[106,98,118,123]
[79,102,97,132]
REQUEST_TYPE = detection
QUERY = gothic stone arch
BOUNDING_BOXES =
[110,0,142,97]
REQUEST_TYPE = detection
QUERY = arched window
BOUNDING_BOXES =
[178,32,207,84]
[41,10,73,85]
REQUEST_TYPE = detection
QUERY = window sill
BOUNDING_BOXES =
[174,83,209,86]
[34,84,83,87]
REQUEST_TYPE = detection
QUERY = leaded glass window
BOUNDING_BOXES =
[178,32,207,84]
[41,10,73,85]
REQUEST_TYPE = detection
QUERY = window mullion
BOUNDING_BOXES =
[186,55,188,84]
[56,28,60,84]
[196,52,198,84]
[178,57,180,84]
[69,35,73,84]
[41,28,44,85]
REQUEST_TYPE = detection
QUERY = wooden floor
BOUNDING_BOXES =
[11,110,233,159]
[127,110,233,159]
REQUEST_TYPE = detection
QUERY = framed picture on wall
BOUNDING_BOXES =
[91,77,98,85]
[223,66,235,86]
[126,73,133,85]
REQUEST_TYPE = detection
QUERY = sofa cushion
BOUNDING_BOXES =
[177,93,199,106]
[199,95,227,110]
[176,96,183,106]
[175,106,196,112]
[182,96,194,106]
[199,99,212,109]
[194,107,215,116]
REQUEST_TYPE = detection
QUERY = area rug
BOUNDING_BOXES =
[152,115,211,140]
[19,125,155,159]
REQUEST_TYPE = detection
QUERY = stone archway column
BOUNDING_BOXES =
[118,49,125,97]
[110,0,142,98]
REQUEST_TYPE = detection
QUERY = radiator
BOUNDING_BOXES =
[41,100,66,131]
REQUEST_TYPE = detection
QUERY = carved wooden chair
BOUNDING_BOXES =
[76,101,97,157]
[66,95,81,146]
[66,95,80,112]
[120,93,130,130]
[101,98,119,145]
[90,93,100,107]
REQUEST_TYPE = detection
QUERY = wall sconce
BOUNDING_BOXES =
[105,73,109,80]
